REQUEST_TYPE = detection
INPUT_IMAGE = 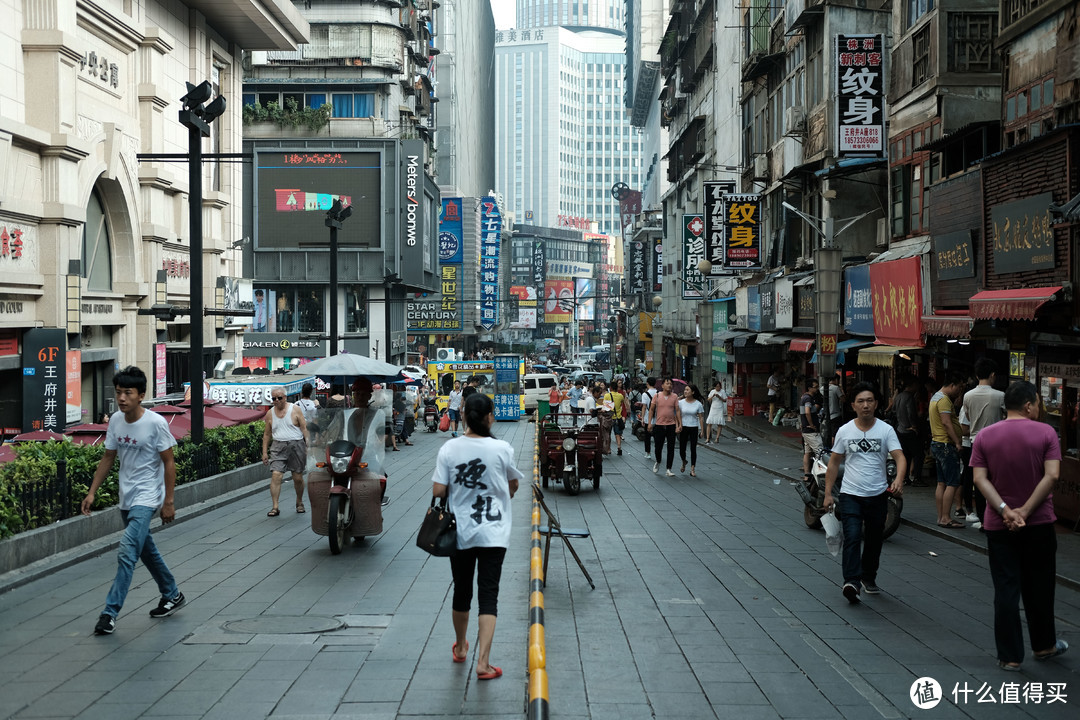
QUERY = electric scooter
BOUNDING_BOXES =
[423,396,440,432]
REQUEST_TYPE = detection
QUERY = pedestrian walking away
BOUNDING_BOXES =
[970,380,1068,671]
[81,366,185,635]
[640,377,657,458]
[648,378,681,476]
[678,384,704,476]
[705,380,728,443]
[262,388,310,516]
[430,393,523,680]
[800,379,823,479]
[823,382,906,605]
[961,358,1007,525]
[893,376,925,486]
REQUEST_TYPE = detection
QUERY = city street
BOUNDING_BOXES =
[0,419,1076,720]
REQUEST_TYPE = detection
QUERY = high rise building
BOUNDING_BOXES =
[494,18,642,237]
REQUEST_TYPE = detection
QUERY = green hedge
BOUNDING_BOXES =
[0,421,265,540]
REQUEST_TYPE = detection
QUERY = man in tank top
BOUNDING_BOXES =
[262,389,310,517]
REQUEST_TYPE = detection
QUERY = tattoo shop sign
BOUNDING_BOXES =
[835,34,885,157]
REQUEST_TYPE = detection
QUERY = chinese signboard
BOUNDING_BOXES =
[479,197,502,330]
[682,214,706,299]
[65,350,82,425]
[835,34,885,156]
[439,197,464,264]
[628,239,647,295]
[989,193,1055,274]
[652,236,663,292]
[759,282,776,332]
[704,181,736,274]
[508,286,537,329]
[723,195,762,269]
[22,328,66,432]
[407,265,463,332]
[493,354,520,421]
[844,264,874,336]
[821,334,837,356]
[255,150,382,249]
[533,241,548,323]
[155,343,167,397]
[619,188,642,240]
[795,283,815,330]
[546,261,593,278]
[933,230,975,280]
[712,300,729,374]
[869,257,924,347]
[775,278,794,329]
[747,286,762,332]
[241,333,327,357]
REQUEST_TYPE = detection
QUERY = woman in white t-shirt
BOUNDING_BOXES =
[705,380,728,443]
[678,384,705,476]
[431,393,523,681]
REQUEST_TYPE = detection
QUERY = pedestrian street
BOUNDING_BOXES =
[0,420,1075,720]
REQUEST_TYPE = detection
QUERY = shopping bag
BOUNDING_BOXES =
[439,412,450,432]
[820,508,843,557]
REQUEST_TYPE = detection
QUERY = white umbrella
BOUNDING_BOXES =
[286,353,405,383]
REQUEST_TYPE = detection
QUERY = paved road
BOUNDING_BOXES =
[0,419,1076,719]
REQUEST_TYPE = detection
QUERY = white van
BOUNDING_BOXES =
[522,373,559,413]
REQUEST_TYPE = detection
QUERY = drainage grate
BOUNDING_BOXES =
[223,615,345,634]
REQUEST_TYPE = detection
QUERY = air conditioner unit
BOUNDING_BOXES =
[876,218,889,248]
[436,347,456,362]
[784,106,806,136]
[753,154,769,180]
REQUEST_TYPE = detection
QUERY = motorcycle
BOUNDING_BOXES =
[306,394,389,554]
[538,411,602,496]
[423,396,440,432]
[796,449,903,539]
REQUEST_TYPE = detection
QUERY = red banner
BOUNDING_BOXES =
[869,257,924,346]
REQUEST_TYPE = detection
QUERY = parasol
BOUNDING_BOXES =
[284,353,404,383]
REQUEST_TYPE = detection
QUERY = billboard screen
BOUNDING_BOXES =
[255,150,382,249]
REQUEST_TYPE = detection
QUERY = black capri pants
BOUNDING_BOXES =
[450,546,507,616]
[679,426,699,466]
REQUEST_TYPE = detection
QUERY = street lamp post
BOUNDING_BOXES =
[178,81,225,443]
[324,200,352,356]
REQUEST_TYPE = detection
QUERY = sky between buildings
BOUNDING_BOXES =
[490,1,514,29]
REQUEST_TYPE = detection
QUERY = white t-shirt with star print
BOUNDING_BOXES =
[105,410,178,510]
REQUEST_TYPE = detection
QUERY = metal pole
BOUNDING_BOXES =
[384,281,392,362]
[188,123,204,443]
[329,224,338,356]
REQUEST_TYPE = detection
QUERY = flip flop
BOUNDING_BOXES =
[452,641,468,663]
[296,503,306,514]
[267,508,280,517]
[938,521,965,529]
[476,666,502,680]
[1034,639,1068,661]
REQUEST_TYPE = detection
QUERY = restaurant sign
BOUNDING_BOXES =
[990,193,1055,274]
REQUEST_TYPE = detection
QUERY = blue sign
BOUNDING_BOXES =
[747,286,762,332]
[494,394,519,421]
[479,197,501,330]
[494,355,518,382]
[439,198,463,264]
[843,264,874,336]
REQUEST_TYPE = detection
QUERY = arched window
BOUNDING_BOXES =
[83,189,113,291]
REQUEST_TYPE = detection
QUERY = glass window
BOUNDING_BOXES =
[354,93,375,118]
[332,93,353,118]
[1044,79,1054,104]
[83,189,112,292]
[1017,91,1027,116]
[1030,84,1041,111]
[242,93,256,107]
[307,93,326,109]
[346,285,368,333]
[1006,96,1016,122]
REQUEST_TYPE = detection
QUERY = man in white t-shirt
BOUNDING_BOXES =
[823,382,906,605]
[640,377,657,459]
[82,366,185,635]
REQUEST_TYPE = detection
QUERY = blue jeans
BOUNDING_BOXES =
[104,506,178,618]
[838,493,887,586]
[930,441,961,487]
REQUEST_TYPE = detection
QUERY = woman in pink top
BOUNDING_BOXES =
[647,378,682,476]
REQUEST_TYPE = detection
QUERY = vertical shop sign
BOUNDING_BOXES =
[723,195,762,269]
[775,278,794,329]
[493,354,519,421]
[712,300,729,374]
[532,241,546,325]
[682,215,706,299]
[869,257,924,346]
[704,181,736,274]
[747,286,762,331]
[652,235,663,292]
[479,197,501,330]
[65,350,82,424]
[843,264,874,335]
[21,328,66,432]
[759,281,776,332]
[628,239,646,295]
[155,343,167,397]
[836,34,886,157]
[438,197,464,264]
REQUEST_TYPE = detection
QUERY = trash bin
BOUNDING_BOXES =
[537,399,550,421]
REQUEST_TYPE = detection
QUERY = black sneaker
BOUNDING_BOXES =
[94,614,116,635]
[842,582,861,604]
[861,581,882,595]
[149,592,185,618]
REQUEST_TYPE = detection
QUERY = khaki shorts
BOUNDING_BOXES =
[269,439,307,474]
[802,432,823,455]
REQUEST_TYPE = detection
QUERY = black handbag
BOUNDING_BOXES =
[416,496,457,557]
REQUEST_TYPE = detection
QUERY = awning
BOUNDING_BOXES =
[789,338,815,353]
[837,339,873,352]
[756,333,797,345]
[869,239,931,263]
[968,287,1062,321]
[922,315,973,338]
[716,330,754,342]
[857,346,922,368]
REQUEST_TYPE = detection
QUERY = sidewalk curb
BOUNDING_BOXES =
[701,425,1080,593]
[0,467,268,595]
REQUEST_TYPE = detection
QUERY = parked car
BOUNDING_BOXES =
[522,372,559,413]
[569,370,606,388]
[402,365,426,382]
